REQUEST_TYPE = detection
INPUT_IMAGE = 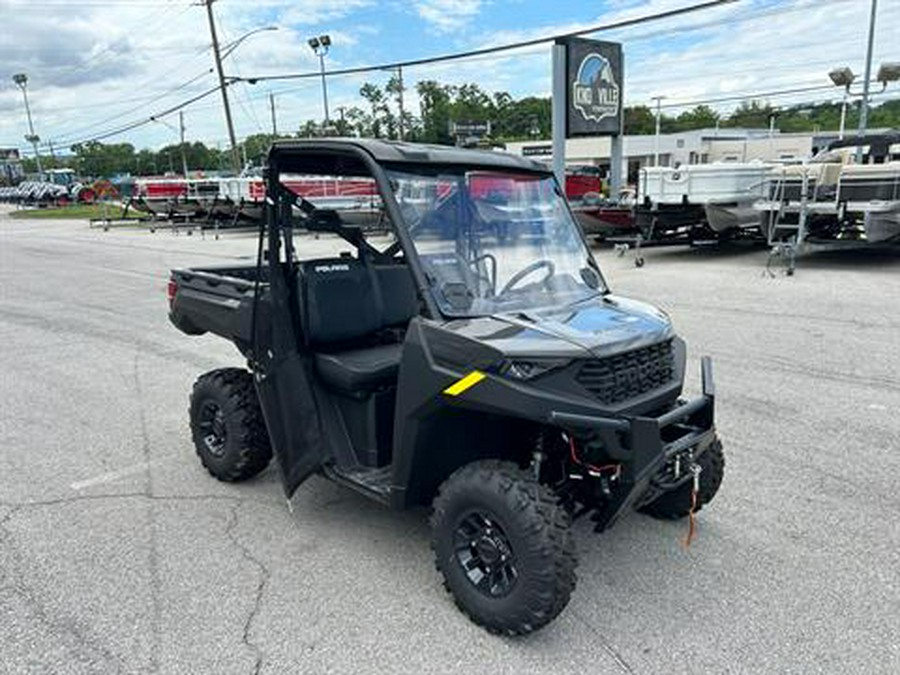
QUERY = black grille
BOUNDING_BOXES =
[576,340,675,404]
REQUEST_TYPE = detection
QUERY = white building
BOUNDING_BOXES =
[504,128,817,183]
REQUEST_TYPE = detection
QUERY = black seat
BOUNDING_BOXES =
[299,257,417,394]
[375,263,419,327]
[314,344,402,392]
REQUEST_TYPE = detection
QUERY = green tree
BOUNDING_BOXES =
[360,83,391,139]
[70,141,136,178]
[241,134,275,167]
[673,105,720,131]
[623,105,656,135]
[723,100,777,128]
[416,80,453,144]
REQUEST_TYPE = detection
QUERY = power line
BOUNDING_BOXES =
[49,84,223,150]
[656,82,888,109]
[50,70,216,144]
[232,0,741,84]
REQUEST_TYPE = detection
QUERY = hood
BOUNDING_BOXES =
[445,294,673,360]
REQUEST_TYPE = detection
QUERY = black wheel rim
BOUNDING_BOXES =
[198,401,227,458]
[453,512,517,598]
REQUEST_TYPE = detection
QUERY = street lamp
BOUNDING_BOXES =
[221,26,278,61]
[203,0,277,173]
[12,73,43,181]
[829,61,900,140]
[827,0,899,159]
[309,34,332,127]
[829,67,855,139]
[876,62,900,85]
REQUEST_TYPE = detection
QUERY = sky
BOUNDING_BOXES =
[0,0,897,155]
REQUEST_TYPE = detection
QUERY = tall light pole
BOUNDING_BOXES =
[269,92,278,136]
[856,0,877,155]
[651,95,666,167]
[839,89,848,139]
[829,60,899,145]
[308,35,332,127]
[12,73,43,180]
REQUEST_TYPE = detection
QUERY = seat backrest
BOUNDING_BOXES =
[374,264,419,327]
[300,258,381,346]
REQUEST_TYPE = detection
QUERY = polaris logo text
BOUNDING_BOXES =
[314,264,351,273]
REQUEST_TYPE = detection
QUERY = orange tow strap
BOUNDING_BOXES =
[682,464,702,548]
[682,487,699,548]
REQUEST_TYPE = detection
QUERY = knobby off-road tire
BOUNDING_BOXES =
[189,368,272,482]
[431,460,577,636]
[639,438,725,520]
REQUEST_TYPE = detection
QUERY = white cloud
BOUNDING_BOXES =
[414,0,484,33]
[1,0,897,155]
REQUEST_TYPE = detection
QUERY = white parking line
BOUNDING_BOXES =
[70,462,154,491]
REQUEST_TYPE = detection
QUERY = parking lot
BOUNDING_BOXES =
[1,207,899,674]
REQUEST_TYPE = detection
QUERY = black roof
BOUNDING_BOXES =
[268,138,550,174]
[826,131,900,152]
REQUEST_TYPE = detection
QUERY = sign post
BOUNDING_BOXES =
[552,38,624,194]
[551,44,567,187]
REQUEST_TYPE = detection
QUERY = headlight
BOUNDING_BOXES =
[497,358,571,380]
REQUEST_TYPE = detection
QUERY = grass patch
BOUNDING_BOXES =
[9,203,144,220]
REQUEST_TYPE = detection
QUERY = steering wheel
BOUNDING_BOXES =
[499,259,555,295]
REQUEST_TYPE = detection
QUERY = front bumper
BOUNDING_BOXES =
[550,357,717,530]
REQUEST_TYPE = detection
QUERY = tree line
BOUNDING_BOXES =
[17,80,900,179]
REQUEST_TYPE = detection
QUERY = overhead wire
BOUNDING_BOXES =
[21,0,886,150]
[229,0,742,84]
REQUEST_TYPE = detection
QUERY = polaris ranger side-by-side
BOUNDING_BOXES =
[168,140,724,635]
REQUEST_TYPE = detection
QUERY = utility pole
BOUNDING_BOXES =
[397,66,406,141]
[856,0,877,161]
[204,0,240,172]
[269,92,278,136]
[179,110,189,177]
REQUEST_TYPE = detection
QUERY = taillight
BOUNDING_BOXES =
[167,279,177,304]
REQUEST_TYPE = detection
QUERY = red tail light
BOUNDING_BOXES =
[167,278,177,304]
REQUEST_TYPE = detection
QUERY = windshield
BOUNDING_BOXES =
[388,167,606,317]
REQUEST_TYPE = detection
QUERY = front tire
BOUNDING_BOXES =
[639,438,725,520]
[189,368,271,482]
[431,460,577,636]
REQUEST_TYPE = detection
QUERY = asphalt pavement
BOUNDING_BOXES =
[1,208,898,674]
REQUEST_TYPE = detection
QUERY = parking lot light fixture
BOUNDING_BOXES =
[309,34,332,126]
[876,62,900,84]
[12,73,43,180]
[828,67,855,88]
[829,59,898,141]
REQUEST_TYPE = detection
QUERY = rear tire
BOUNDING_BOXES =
[431,460,577,636]
[639,438,725,520]
[189,368,271,482]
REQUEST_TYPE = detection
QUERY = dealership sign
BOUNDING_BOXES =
[556,38,623,137]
